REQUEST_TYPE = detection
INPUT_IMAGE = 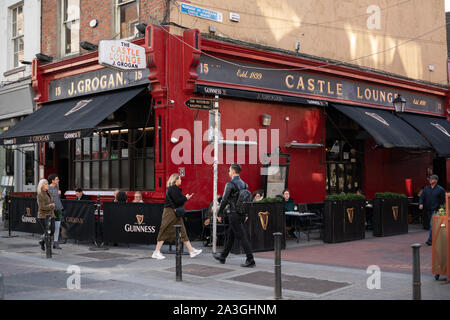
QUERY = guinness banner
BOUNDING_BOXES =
[10,197,42,234]
[61,200,96,241]
[103,202,164,244]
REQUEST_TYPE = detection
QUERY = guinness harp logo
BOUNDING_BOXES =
[136,215,144,225]
[258,211,270,231]
[346,208,354,224]
[392,206,399,221]
[65,99,93,116]
[26,207,31,216]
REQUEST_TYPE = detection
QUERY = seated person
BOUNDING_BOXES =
[113,189,120,202]
[205,195,225,226]
[282,189,297,237]
[116,191,128,203]
[133,191,144,203]
[75,188,90,201]
[253,190,264,202]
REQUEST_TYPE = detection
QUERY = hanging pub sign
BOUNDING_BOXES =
[196,55,445,115]
[99,40,147,71]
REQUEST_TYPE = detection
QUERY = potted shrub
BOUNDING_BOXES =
[231,197,286,253]
[372,192,408,237]
[323,193,366,243]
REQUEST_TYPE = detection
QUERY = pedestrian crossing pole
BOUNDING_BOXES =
[212,95,219,254]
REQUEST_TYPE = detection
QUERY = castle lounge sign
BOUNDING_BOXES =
[99,40,146,70]
[196,55,445,115]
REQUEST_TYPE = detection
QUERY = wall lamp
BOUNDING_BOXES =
[135,23,147,35]
[261,114,272,126]
[393,94,406,113]
[35,53,53,63]
[80,41,98,51]
[20,60,32,65]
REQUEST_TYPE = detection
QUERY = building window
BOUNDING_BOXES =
[62,0,80,55]
[11,4,24,68]
[116,0,138,39]
[71,127,154,191]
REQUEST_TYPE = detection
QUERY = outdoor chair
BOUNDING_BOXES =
[201,208,228,247]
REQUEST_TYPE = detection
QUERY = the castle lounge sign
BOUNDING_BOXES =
[196,55,445,115]
[99,40,146,70]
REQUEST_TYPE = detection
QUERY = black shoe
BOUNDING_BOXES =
[213,253,226,264]
[426,241,432,246]
[53,241,62,250]
[240,259,256,268]
[39,240,45,251]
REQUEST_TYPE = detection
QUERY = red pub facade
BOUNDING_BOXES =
[22,25,450,209]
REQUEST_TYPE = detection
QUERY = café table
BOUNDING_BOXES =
[285,211,317,243]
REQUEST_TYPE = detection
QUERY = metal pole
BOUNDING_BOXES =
[274,232,282,300]
[212,95,219,254]
[7,193,11,237]
[45,215,52,259]
[90,195,108,251]
[0,272,4,300]
[175,225,182,282]
[411,243,422,300]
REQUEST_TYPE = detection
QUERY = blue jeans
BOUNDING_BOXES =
[427,211,438,243]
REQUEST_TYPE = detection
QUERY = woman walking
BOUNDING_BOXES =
[152,174,202,260]
[48,174,64,249]
[36,179,56,251]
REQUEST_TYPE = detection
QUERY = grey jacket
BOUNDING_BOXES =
[48,185,64,211]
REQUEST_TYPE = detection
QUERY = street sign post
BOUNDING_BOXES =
[184,98,215,110]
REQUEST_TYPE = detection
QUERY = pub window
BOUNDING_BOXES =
[115,0,139,39]
[11,4,24,68]
[61,0,80,56]
[5,148,14,176]
[71,127,154,191]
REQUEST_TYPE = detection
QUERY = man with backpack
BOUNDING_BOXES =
[213,164,255,268]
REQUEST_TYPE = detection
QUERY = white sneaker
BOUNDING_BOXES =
[189,248,202,258]
[152,251,166,260]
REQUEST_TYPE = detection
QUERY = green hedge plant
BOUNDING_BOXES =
[374,192,407,199]
[326,193,366,201]
[256,197,284,203]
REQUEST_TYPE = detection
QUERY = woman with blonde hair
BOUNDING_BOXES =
[152,173,202,260]
[36,178,56,251]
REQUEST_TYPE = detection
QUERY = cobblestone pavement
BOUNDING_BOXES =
[0,226,449,300]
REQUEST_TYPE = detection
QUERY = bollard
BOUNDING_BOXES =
[274,232,282,300]
[45,215,52,259]
[2,193,18,239]
[89,195,109,251]
[175,225,182,282]
[411,243,422,300]
[0,272,4,300]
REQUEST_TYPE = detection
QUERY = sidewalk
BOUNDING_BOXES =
[0,226,449,300]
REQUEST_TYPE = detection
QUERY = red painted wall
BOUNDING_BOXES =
[364,138,433,199]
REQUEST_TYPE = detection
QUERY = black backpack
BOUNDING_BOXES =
[230,181,252,215]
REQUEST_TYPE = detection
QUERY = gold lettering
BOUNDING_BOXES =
[336,83,343,96]
[100,75,107,89]
[357,87,363,99]
[116,72,124,86]
[387,92,393,103]
[85,78,92,93]
[68,82,75,96]
[364,88,371,100]
[92,77,100,91]
[285,75,294,89]
[307,78,315,91]
[77,80,84,93]
[372,90,379,102]
[317,80,325,93]
[327,82,335,95]
[108,74,115,88]
[296,77,305,90]
[380,91,386,103]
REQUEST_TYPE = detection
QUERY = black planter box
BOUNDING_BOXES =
[231,202,286,254]
[323,199,366,243]
[372,198,408,237]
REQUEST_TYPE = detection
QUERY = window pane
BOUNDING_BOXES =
[5,148,14,176]
[111,131,120,160]
[17,6,23,36]
[120,1,138,38]
[63,0,80,54]
[75,139,82,160]
[91,161,99,189]
[25,150,34,186]
[135,159,144,189]
[83,137,90,157]
[121,159,129,189]
[12,8,17,37]
[75,162,81,188]
[83,162,90,189]
[101,161,109,188]
[92,134,100,159]
[145,159,154,190]
[64,0,79,21]
[111,161,119,188]
[101,135,108,159]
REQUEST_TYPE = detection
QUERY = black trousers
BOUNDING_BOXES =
[222,212,254,260]
[38,217,55,237]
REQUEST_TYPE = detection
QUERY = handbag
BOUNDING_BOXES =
[166,190,186,218]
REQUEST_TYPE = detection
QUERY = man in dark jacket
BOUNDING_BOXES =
[419,175,446,245]
[75,188,90,201]
[213,164,255,268]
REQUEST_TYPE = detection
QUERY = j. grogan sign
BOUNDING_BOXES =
[196,55,445,115]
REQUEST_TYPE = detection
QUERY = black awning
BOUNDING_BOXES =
[399,113,450,157]
[0,86,146,145]
[330,104,431,149]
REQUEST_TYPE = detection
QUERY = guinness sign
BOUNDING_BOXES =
[258,211,270,231]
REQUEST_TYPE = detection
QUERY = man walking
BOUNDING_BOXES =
[213,164,255,268]
[419,175,446,246]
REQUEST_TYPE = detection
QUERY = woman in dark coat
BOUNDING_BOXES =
[36,178,56,251]
[152,174,202,260]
